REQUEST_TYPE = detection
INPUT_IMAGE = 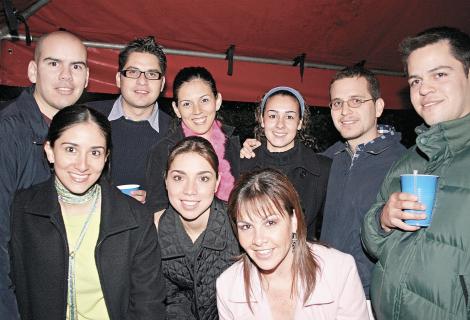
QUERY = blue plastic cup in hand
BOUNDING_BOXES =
[117,184,141,196]
[400,174,439,227]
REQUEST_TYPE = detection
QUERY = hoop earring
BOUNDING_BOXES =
[292,232,298,251]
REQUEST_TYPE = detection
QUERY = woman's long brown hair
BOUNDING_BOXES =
[227,168,319,312]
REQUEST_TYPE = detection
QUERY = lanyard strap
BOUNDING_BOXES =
[67,188,100,320]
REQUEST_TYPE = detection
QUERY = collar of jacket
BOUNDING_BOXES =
[159,198,230,259]
[415,113,470,159]
[227,258,334,305]
[333,125,402,156]
[255,141,321,176]
[18,86,50,144]
[22,176,139,241]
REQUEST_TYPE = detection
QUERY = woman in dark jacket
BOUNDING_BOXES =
[240,86,331,240]
[146,67,240,214]
[155,136,239,320]
[9,105,166,320]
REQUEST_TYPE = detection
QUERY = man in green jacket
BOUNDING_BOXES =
[362,26,470,319]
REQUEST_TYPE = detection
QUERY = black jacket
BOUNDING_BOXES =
[145,124,240,212]
[240,141,331,240]
[9,177,166,320]
[0,87,51,319]
[158,199,239,320]
[320,126,406,298]
[88,99,171,188]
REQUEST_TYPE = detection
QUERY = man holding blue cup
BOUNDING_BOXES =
[362,27,470,320]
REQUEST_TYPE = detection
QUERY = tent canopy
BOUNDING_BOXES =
[1,0,469,109]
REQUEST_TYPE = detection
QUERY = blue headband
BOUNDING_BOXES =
[260,86,305,116]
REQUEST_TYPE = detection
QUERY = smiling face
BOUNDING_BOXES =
[261,94,302,152]
[165,152,220,222]
[116,51,165,118]
[172,79,222,139]
[44,122,108,195]
[28,32,89,119]
[236,202,297,276]
[330,76,384,150]
[407,40,470,126]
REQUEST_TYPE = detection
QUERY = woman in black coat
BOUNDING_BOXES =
[240,86,331,240]
[145,67,240,214]
[154,136,239,320]
[9,105,166,320]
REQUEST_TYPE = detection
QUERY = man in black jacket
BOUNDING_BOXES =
[320,65,406,318]
[89,37,171,204]
[0,31,88,319]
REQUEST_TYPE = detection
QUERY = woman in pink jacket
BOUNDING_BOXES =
[217,168,369,319]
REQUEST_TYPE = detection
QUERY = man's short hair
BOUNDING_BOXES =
[399,26,470,76]
[34,31,84,62]
[118,36,167,74]
[330,65,381,100]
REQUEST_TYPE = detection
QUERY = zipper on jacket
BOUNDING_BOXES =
[459,275,468,308]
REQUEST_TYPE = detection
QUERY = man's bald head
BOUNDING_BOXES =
[34,31,87,62]
[28,30,89,119]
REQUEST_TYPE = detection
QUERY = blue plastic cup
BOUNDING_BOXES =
[117,184,141,196]
[400,174,439,227]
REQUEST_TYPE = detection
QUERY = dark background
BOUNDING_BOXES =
[0,85,422,152]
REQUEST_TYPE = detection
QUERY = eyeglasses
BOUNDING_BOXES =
[329,98,374,110]
[120,69,163,80]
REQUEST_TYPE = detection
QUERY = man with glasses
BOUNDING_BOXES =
[320,65,406,318]
[0,30,89,319]
[90,36,170,203]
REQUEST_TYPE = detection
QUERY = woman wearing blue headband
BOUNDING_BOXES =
[240,86,331,240]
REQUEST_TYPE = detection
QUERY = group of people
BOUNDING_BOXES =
[0,25,469,320]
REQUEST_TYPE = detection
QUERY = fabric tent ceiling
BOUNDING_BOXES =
[1,0,469,109]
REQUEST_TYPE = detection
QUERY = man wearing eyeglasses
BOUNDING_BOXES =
[320,65,406,318]
[90,36,170,203]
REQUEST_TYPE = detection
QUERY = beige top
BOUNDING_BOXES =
[63,207,109,320]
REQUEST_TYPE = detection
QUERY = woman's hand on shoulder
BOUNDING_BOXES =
[130,189,146,204]
[240,139,261,159]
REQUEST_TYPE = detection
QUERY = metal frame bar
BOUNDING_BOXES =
[0,32,404,77]
[0,0,49,37]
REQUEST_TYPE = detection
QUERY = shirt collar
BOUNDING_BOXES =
[108,95,160,132]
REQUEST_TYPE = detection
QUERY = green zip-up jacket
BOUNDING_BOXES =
[362,113,470,320]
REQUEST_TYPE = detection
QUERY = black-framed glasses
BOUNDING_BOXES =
[120,69,163,80]
[329,98,374,110]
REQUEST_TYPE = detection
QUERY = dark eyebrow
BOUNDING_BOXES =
[409,66,453,79]
[43,57,87,67]
[61,142,78,146]
[197,170,214,175]
[429,66,453,73]
[169,169,186,174]
[71,61,87,67]
[43,57,60,62]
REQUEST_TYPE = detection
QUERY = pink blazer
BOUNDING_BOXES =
[216,244,369,319]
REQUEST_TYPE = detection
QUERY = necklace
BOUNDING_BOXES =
[64,186,101,320]
[55,177,99,205]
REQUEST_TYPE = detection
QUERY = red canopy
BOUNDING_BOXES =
[1,0,469,109]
